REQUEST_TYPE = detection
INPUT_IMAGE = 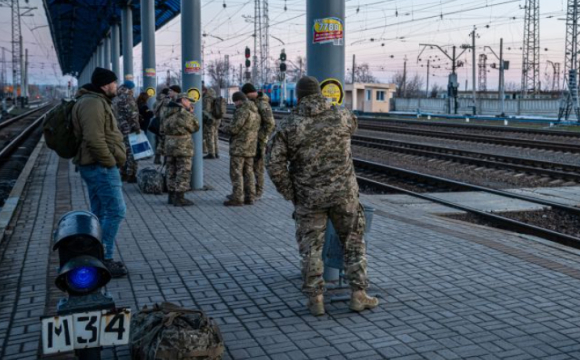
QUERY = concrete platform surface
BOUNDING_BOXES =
[1,142,580,360]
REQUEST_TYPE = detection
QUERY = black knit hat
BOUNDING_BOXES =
[296,76,321,100]
[169,85,182,93]
[91,67,118,88]
[232,91,247,102]
[241,83,257,94]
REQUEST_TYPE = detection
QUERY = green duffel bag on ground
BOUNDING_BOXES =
[130,302,225,360]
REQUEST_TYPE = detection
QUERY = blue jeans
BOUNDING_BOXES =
[79,164,127,260]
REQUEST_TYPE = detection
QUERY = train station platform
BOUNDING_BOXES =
[2,139,580,360]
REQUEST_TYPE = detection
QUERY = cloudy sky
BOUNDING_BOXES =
[0,0,568,90]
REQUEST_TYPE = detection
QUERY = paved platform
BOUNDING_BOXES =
[2,141,580,359]
[373,186,580,215]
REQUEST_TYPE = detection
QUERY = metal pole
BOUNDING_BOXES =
[24,48,28,99]
[141,0,157,150]
[500,38,505,115]
[307,0,345,107]
[307,0,345,283]
[352,54,355,84]
[103,34,111,70]
[182,0,204,190]
[402,56,407,98]
[111,22,121,81]
[19,35,24,106]
[122,5,134,81]
[472,26,477,115]
[426,59,430,98]
[452,46,457,114]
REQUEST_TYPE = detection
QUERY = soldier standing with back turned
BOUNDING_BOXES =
[222,92,260,206]
[266,76,379,316]
[241,83,275,200]
[162,92,199,207]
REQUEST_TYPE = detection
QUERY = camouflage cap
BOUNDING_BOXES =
[176,92,196,102]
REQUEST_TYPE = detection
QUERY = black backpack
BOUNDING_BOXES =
[212,97,226,119]
[43,99,80,159]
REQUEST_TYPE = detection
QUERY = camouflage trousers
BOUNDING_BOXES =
[246,144,266,199]
[294,200,369,296]
[121,135,138,177]
[166,156,192,192]
[155,135,165,156]
[230,156,255,202]
[203,119,220,156]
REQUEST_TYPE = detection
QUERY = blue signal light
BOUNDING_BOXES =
[66,266,100,292]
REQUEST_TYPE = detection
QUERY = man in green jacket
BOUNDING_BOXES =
[72,67,128,278]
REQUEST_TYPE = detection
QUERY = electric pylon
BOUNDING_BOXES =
[478,54,487,92]
[521,0,540,96]
[558,0,580,121]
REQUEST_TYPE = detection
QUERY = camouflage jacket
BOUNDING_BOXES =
[113,85,140,135]
[202,88,216,126]
[161,102,200,157]
[223,100,260,157]
[155,96,173,135]
[252,93,276,146]
[266,93,359,208]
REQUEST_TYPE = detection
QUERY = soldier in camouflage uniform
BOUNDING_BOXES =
[154,85,181,164]
[266,76,379,316]
[202,87,218,159]
[113,80,141,183]
[242,83,275,200]
[222,92,260,206]
[162,92,199,207]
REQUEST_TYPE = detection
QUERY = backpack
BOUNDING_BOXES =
[211,97,226,119]
[42,99,80,159]
[130,302,225,360]
[137,167,166,195]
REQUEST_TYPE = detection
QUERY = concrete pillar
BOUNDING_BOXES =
[182,0,203,189]
[307,0,346,282]
[307,1,345,107]
[141,0,157,150]
[111,22,121,81]
[103,34,111,70]
[122,5,134,81]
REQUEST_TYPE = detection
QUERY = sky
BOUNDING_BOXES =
[0,0,569,90]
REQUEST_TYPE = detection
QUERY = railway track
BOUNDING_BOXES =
[357,116,580,139]
[0,103,55,207]
[351,134,580,183]
[0,103,53,160]
[356,123,580,154]
[354,159,580,249]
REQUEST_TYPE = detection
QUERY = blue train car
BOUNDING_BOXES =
[261,82,297,108]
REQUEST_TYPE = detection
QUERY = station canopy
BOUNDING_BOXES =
[44,0,180,76]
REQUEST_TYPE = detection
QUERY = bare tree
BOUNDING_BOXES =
[504,81,520,92]
[346,63,377,84]
[430,84,444,98]
[390,71,425,98]
[207,58,229,90]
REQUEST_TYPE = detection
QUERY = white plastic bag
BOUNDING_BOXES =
[128,132,154,160]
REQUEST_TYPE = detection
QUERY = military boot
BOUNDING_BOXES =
[223,199,244,207]
[168,191,175,205]
[307,294,325,316]
[204,154,216,160]
[350,290,380,312]
[121,173,128,182]
[174,192,194,207]
[154,154,162,165]
[127,175,137,183]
